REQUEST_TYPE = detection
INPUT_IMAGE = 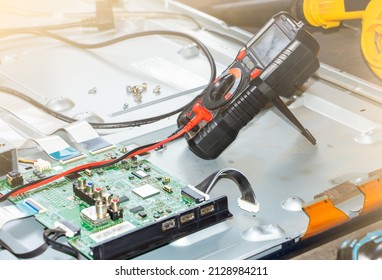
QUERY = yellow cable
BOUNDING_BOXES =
[361,0,382,78]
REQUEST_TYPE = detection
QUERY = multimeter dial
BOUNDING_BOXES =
[204,68,242,110]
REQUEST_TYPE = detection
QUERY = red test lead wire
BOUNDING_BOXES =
[10,159,113,196]
[9,103,213,197]
[121,103,213,157]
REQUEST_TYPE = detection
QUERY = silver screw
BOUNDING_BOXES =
[123,103,129,110]
[153,85,161,94]
[133,93,142,103]
[127,83,148,102]
[134,86,140,93]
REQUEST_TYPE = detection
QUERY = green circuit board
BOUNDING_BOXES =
[0,146,231,259]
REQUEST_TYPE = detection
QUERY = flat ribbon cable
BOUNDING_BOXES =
[34,135,86,164]
[302,196,350,239]
[0,204,33,230]
[55,121,114,155]
[302,175,382,239]
[358,178,382,215]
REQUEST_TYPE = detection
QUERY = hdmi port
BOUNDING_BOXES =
[180,212,195,224]
[200,204,215,216]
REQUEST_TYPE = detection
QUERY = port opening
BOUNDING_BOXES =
[161,218,176,232]
[200,203,215,216]
[180,211,195,224]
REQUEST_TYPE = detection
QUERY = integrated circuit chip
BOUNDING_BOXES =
[132,184,159,199]
[132,170,149,179]
[138,212,147,218]
[129,205,144,213]
[119,196,129,204]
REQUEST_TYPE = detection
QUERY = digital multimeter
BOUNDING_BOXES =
[178,12,320,159]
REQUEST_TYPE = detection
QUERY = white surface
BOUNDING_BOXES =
[1,0,382,260]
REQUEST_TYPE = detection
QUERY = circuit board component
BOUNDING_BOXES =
[132,184,160,199]
[2,146,232,259]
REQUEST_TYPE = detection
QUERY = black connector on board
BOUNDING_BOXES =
[6,171,23,188]
[181,186,207,204]
[91,195,232,259]
[0,139,18,179]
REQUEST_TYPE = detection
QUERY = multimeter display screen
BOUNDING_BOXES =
[251,24,289,66]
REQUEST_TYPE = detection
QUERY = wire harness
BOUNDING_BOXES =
[195,168,260,213]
